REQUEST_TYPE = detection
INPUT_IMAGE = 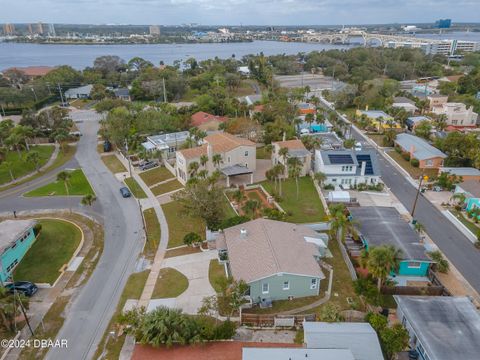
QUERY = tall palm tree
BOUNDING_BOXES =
[6,133,24,158]
[273,163,285,196]
[199,154,209,168]
[278,147,289,177]
[188,161,200,178]
[212,153,222,169]
[57,170,72,197]
[2,160,15,181]
[305,113,315,132]
[243,199,260,218]
[287,156,302,200]
[25,150,40,172]
[367,245,402,290]
[314,172,327,188]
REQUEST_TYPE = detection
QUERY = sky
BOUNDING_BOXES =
[0,0,479,25]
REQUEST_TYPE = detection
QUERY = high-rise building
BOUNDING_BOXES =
[47,23,56,36]
[435,19,452,28]
[2,23,15,35]
[35,22,44,35]
[149,25,160,36]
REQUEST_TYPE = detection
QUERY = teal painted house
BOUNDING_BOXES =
[349,207,432,281]
[0,219,37,284]
[455,181,480,212]
[217,219,326,304]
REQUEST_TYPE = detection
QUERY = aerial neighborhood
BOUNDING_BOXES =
[1,16,480,360]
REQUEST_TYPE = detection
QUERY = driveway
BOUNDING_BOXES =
[156,251,218,314]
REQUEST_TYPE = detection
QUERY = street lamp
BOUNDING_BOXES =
[411,174,429,218]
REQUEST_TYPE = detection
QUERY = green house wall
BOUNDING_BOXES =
[248,273,321,303]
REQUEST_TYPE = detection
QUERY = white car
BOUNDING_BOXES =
[300,128,310,135]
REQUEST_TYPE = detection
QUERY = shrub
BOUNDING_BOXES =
[33,223,42,236]
[365,312,388,332]
[323,184,335,190]
[427,250,449,273]
[219,216,250,230]
[394,146,402,154]
[401,152,410,161]
[213,320,237,339]
[183,232,202,246]
[410,158,419,167]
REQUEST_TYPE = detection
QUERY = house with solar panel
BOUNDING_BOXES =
[314,149,380,189]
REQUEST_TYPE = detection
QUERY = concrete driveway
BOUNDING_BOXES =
[156,250,218,314]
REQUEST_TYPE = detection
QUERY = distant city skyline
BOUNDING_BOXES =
[0,0,479,26]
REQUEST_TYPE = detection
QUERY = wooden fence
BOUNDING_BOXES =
[240,313,316,327]
[381,285,444,296]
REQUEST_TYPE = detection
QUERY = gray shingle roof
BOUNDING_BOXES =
[348,206,429,261]
[304,322,384,360]
[457,180,480,198]
[394,296,480,360]
[395,133,446,161]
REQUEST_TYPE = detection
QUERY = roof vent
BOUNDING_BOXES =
[240,228,247,237]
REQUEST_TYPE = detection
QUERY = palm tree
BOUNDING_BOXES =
[212,153,222,169]
[232,189,245,204]
[273,163,285,196]
[3,160,15,181]
[314,172,327,188]
[414,222,425,233]
[305,113,315,132]
[243,199,260,218]
[451,192,466,206]
[5,133,23,158]
[81,194,97,207]
[287,156,302,200]
[197,169,209,179]
[199,154,209,168]
[0,287,28,332]
[278,147,289,176]
[25,150,40,172]
[57,170,72,196]
[188,161,200,178]
[367,245,402,290]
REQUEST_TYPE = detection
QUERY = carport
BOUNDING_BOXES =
[221,165,253,187]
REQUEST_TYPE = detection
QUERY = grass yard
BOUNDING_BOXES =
[101,154,127,173]
[139,166,174,187]
[150,179,183,196]
[151,267,189,298]
[387,150,438,180]
[222,194,238,218]
[124,177,147,199]
[256,146,271,159]
[209,259,227,293]
[366,133,386,147]
[162,201,206,248]
[0,145,55,185]
[164,246,201,258]
[262,177,327,223]
[24,169,94,197]
[452,210,480,235]
[14,219,82,284]
[143,208,161,260]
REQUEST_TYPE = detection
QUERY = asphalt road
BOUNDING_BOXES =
[44,111,143,360]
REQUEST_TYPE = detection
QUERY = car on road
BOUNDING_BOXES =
[139,160,158,171]
[5,281,38,297]
[120,187,132,198]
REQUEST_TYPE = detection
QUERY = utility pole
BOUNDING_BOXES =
[162,78,167,103]
[125,139,132,176]
[411,174,429,218]
[57,84,65,105]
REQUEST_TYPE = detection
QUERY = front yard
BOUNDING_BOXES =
[14,219,82,284]
[452,209,480,235]
[151,267,189,298]
[150,179,183,196]
[143,208,161,260]
[162,201,206,248]
[124,177,147,199]
[208,259,227,293]
[387,150,437,180]
[261,177,327,223]
[139,166,174,187]
[101,154,127,174]
[24,169,94,197]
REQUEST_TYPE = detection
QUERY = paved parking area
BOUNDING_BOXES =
[158,250,218,314]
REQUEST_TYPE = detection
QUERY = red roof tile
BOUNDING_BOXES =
[191,112,228,127]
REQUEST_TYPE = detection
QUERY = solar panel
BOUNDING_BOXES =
[328,154,354,164]
[356,155,374,175]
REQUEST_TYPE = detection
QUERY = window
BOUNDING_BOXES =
[244,151,249,156]
[425,159,433,167]
[283,281,290,290]
[227,156,231,163]
[407,262,421,269]
[310,278,318,289]
[262,283,269,294]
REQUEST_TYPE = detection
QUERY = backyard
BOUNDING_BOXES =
[24,169,94,196]
[162,201,206,248]
[262,177,327,223]
[101,154,127,173]
[0,145,55,185]
[124,177,147,199]
[14,219,82,284]
[139,166,175,187]
[387,150,438,180]
[151,267,189,298]
[225,187,275,218]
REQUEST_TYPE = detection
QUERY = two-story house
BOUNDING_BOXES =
[314,149,380,189]
[431,102,478,129]
[0,219,37,284]
[271,139,311,178]
[175,132,256,185]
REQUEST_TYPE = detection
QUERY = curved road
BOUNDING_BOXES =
[1,110,144,360]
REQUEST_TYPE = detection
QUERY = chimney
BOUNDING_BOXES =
[240,228,247,238]
[409,145,415,158]
[360,161,366,176]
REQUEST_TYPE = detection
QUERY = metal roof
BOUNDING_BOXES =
[65,84,93,96]
[394,296,480,360]
[242,348,354,360]
[0,219,36,253]
[221,164,253,176]
[348,206,429,261]
[358,110,393,120]
[395,133,446,161]
[303,322,384,360]
[440,167,480,177]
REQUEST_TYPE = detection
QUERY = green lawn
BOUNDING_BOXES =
[162,201,206,248]
[101,154,127,173]
[14,219,82,284]
[262,177,327,223]
[150,179,183,196]
[24,169,94,197]
[387,150,438,180]
[151,267,188,298]
[256,146,271,159]
[143,208,161,260]
[452,210,480,235]
[139,166,174,187]
[124,177,147,199]
[222,194,238,218]
[0,145,55,185]
[209,259,227,293]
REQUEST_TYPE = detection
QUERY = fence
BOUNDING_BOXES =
[381,285,444,296]
[240,313,316,327]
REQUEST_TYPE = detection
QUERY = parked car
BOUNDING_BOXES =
[120,187,131,198]
[5,281,38,297]
[139,160,158,171]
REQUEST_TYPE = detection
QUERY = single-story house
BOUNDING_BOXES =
[348,207,432,283]
[237,66,250,76]
[454,180,480,211]
[394,133,446,169]
[2,66,54,79]
[191,111,228,131]
[355,109,400,130]
[439,167,480,181]
[141,131,191,159]
[406,116,431,131]
[298,102,316,115]
[113,88,131,101]
[394,296,480,360]
[303,322,384,360]
[176,132,256,186]
[0,219,37,284]
[314,149,381,189]
[271,139,311,177]
[216,219,326,304]
[64,85,93,99]
[392,96,418,114]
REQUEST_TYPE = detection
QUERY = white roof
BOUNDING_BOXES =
[243,348,354,360]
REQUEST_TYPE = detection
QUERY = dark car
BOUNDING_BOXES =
[5,281,38,297]
[139,161,158,171]
[120,187,131,198]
